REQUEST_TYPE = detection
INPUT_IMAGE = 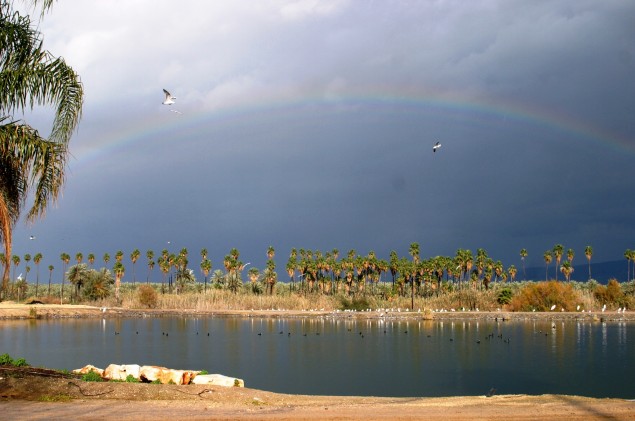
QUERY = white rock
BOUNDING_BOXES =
[192,373,245,387]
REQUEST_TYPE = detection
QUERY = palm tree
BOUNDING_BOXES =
[508,264,517,282]
[543,250,553,281]
[560,261,574,282]
[23,253,31,282]
[584,246,593,280]
[552,244,564,281]
[130,248,140,285]
[0,1,84,295]
[115,250,123,263]
[103,253,110,268]
[59,252,70,303]
[625,249,632,283]
[567,248,574,265]
[47,264,53,295]
[200,248,208,261]
[33,252,42,296]
[11,254,20,284]
[146,250,154,284]
[66,263,89,301]
[267,246,275,260]
[519,249,528,280]
[113,261,124,303]
[200,258,211,292]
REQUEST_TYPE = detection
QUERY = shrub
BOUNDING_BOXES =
[199,370,208,375]
[497,287,513,305]
[125,374,138,383]
[594,279,634,308]
[338,296,371,311]
[13,358,28,367]
[82,371,103,382]
[508,281,581,311]
[138,284,158,308]
[0,353,14,365]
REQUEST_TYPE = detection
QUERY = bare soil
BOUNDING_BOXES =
[1,303,634,420]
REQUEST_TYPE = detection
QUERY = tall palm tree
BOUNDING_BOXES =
[11,254,20,283]
[625,249,632,283]
[75,252,83,266]
[200,248,208,261]
[566,248,574,265]
[552,244,564,281]
[87,253,95,268]
[113,261,124,303]
[519,249,528,280]
[200,258,211,292]
[59,252,69,303]
[508,264,517,282]
[267,246,275,260]
[543,250,553,281]
[130,248,140,285]
[115,250,123,263]
[584,246,593,280]
[33,252,42,296]
[146,250,154,283]
[0,1,84,294]
[47,264,53,295]
[23,253,31,282]
[103,253,110,268]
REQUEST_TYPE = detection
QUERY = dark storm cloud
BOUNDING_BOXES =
[11,1,635,278]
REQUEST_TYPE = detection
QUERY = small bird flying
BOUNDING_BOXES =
[433,141,442,153]
[162,89,176,105]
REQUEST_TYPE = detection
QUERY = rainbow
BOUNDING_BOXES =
[69,91,633,170]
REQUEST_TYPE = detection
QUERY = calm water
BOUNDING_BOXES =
[1,317,633,398]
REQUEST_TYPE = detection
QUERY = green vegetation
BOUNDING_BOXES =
[0,353,29,367]
[81,371,103,382]
[2,244,634,312]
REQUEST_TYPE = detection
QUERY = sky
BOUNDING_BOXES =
[10,0,635,282]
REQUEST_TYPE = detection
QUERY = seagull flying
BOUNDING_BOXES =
[433,141,442,153]
[29,235,35,240]
[162,89,176,105]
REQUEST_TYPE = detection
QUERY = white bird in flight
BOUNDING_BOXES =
[433,141,442,153]
[162,89,176,105]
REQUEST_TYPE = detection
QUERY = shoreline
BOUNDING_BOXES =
[1,302,634,322]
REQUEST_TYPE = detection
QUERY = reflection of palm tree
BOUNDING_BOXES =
[0,1,83,293]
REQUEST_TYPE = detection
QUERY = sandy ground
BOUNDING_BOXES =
[1,303,635,420]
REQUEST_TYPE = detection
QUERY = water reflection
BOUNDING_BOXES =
[1,317,633,398]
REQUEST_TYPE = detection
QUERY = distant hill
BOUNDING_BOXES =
[523,260,629,284]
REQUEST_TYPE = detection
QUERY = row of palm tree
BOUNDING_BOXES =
[5,242,635,303]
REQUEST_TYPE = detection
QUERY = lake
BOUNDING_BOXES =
[1,316,633,398]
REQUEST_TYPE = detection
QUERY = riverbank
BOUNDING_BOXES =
[1,302,634,322]
[1,366,634,420]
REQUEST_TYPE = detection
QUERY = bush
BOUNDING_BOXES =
[138,284,158,308]
[594,279,634,309]
[338,296,371,311]
[125,374,138,383]
[0,353,14,365]
[13,358,28,367]
[508,281,581,311]
[497,287,513,305]
[82,371,103,382]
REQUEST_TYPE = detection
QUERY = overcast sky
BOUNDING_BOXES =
[11,0,635,280]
